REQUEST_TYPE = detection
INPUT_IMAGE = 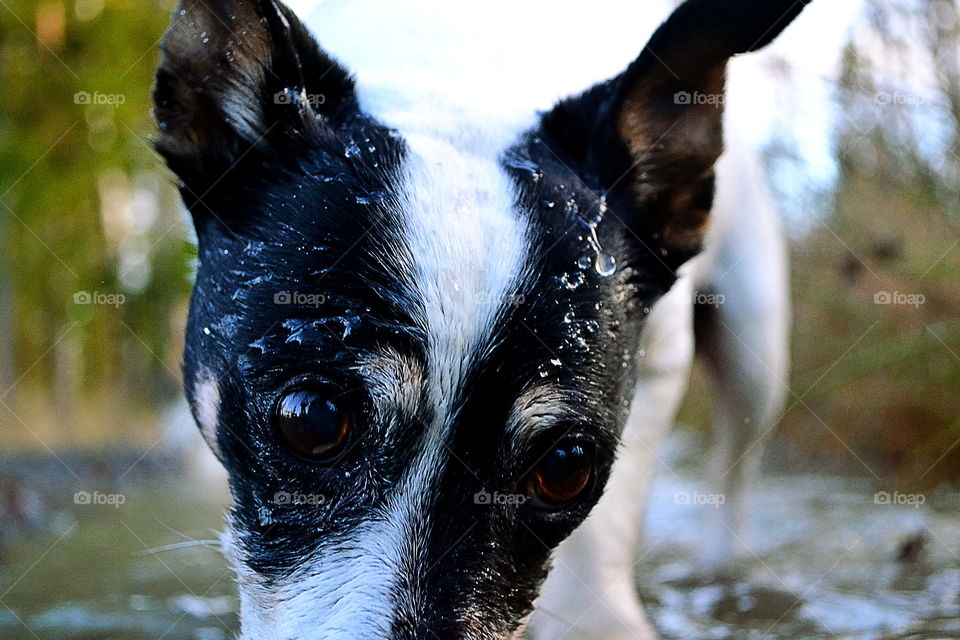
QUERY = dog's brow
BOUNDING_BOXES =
[505,384,577,444]
[359,347,425,422]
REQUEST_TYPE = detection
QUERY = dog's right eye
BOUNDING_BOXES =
[274,387,352,462]
[526,440,596,510]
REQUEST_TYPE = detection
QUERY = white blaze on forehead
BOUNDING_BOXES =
[393,132,529,416]
[232,71,532,640]
[234,132,530,640]
[232,113,530,640]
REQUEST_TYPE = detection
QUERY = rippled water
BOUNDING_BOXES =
[640,471,960,639]
[0,484,237,640]
[1,460,958,639]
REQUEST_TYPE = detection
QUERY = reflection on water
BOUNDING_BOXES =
[641,470,960,639]
[0,480,236,640]
[1,450,959,639]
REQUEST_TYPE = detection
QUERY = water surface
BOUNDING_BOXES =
[1,460,957,639]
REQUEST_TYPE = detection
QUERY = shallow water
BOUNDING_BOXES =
[1,464,958,639]
[640,471,960,639]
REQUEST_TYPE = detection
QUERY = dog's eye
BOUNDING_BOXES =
[275,388,352,462]
[527,440,595,509]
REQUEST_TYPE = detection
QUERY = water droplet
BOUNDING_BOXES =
[595,253,617,277]
[344,139,361,158]
[576,255,592,270]
[550,358,562,367]
[587,224,617,277]
[202,326,211,336]
[341,316,359,339]
[559,272,585,291]
[258,506,274,526]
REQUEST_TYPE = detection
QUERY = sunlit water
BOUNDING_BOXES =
[1,453,957,639]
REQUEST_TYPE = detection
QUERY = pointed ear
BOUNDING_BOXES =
[544,0,810,254]
[153,0,354,189]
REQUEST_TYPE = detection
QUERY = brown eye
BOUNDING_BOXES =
[527,441,595,508]
[275,388,352,462]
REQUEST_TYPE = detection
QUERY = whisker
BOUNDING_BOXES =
[134,539,222,556]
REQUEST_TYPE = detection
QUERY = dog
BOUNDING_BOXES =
[153,0,806,638]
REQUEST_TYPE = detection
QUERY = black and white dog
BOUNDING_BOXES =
[154,0,806,638]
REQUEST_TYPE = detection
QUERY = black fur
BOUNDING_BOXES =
[153,0,811,637]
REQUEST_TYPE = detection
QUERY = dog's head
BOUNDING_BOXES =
[154,1,807,637]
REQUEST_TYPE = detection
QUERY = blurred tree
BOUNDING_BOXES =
[778,0,960,487]
[0,0,192,446]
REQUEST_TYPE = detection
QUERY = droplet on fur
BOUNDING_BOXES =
[587,224,617,277]
[258,506,274,526]
[595,253,617,277]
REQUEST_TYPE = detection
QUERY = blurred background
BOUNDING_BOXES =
[0,0,958,638]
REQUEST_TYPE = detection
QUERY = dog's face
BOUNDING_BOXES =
[154,1,807,637]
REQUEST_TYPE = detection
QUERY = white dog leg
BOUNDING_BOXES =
[697,148,791,566]
[528,277,696,640]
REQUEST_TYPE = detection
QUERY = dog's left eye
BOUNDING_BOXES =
[527,440,595,509]
[274,387,352,462]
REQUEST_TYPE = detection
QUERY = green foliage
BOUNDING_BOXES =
[0,0,192,443]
